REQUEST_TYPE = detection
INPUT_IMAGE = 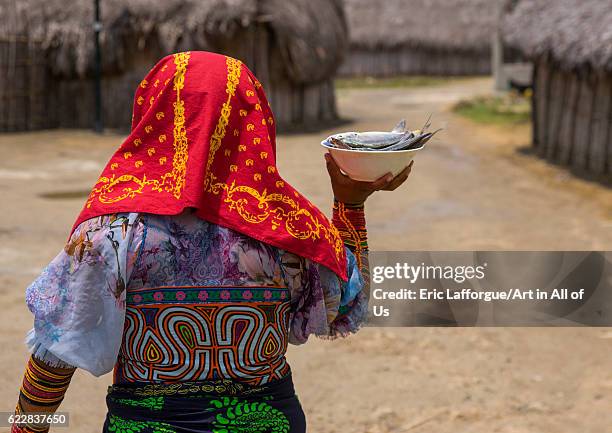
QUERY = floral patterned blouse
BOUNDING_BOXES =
[25,206,369,383]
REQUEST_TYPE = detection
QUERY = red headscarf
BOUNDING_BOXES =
[73,51,347,280]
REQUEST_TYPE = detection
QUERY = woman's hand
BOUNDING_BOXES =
[324,153,413,205]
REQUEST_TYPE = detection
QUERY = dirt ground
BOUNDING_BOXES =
[1,78,611,433]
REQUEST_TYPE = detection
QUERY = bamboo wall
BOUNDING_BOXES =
[49,53,159,131]
[339,47,491,77]
[0,38,50,131]
[1,23,338,132]
[533,59,612,177]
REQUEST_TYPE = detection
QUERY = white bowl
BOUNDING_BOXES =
[320,140,420,182]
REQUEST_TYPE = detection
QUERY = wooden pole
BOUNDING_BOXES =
[493,31,507,91]
[493,1,507,91]
[93,0,103,133]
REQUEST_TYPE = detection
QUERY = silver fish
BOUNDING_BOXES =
[325,117,440,151]
[378,134,427,152]
[329,137,351,149]
[379,128,442,152]
[332,131,411,149]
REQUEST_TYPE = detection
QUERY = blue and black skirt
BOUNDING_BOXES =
[104,374,306,433]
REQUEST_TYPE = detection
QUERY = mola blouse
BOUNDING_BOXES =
[24,204,370,383]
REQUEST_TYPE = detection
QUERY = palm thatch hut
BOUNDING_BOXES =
[339,0,501,77]
[0,2,49,131]
[502,0,612,177]
[0,0,347,132]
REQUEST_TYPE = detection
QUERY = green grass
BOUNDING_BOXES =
[453,93,531,125]
[335,75,455,89]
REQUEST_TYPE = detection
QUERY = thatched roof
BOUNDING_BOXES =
[502,0,612,71]
[1,0,347,83]
[343,0,502,52]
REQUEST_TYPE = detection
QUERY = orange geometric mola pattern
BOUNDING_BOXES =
[73,51,347,280]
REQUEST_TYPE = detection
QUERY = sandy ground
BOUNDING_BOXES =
[1,78,611,433]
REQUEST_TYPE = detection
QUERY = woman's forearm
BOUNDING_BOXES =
[332,199,369,273]
[329,199,371,334]
[12,355,75,433]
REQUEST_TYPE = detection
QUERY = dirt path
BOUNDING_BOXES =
[1,78,611,432]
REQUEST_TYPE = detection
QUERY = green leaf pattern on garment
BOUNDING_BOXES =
[114,396,165,411]
[107,414,175,433]
[211,397,290,433]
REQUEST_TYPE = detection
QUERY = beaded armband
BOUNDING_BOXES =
[332,200,368,270]
[13,356,75,433]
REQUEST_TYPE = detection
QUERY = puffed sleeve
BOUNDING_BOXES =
[24,213,144,376]
[285,201,370,344]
